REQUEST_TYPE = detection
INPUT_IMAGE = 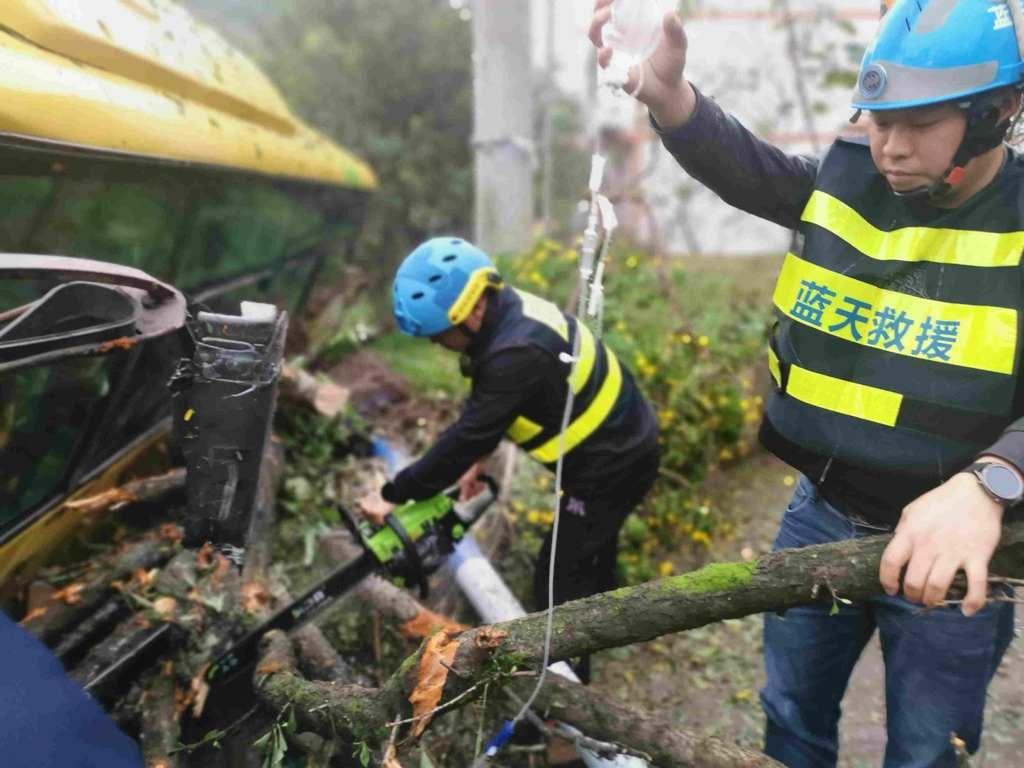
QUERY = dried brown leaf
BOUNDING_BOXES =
[256,659,285,676]
[51,583,85,605]
[132,568,157,589]
[407,629,461,739]
[196,542,216,569]
[241,581,271,615]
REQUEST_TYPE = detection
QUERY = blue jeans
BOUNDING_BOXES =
[761,476,1015,768]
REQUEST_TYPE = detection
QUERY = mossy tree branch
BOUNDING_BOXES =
[253,523,1024,763]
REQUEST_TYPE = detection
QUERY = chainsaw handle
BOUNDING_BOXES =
[453,473,499,524]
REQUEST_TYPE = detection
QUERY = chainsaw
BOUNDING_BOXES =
[204,475,499,684]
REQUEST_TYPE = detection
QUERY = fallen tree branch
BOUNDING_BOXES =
[252,522,1024,762]
[140,662,180,768]
[280,364,351,418]
[517,675,781,767]
[21,525,183,643]
[63,469,186,516]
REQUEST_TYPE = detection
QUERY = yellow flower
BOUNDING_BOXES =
[718,447,734,461]
[658,408,676,426]
[740,399,750,411]
[681,333,692,344]
[754,395,764,405]
[691,530,711,547]
[733,688,753,702]
[697,335,710,347]
[717,394,730,407]
[526,510,541,524]
[626,254,640,269]
[658,561,674,577]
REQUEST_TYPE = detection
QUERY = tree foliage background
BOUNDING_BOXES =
[184,0,475,282]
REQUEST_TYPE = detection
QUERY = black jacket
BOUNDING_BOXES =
[382,286,659,503]
[657,87,1024,524]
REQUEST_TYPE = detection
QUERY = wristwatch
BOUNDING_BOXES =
[964,461,1024,508]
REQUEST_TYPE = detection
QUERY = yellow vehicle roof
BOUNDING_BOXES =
[0,0,376,190]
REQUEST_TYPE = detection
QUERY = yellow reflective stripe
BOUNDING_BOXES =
[767,344,781,388]
[530,346,623,463]
[773,252,1017,374]
[787,364,903,427]
[507,416,543,444]
[568,321,596,394]
[449,267,502,325]
[801,191,1024,268]
[515,289,568,340]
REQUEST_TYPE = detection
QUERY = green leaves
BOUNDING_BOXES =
[254,704,298,768]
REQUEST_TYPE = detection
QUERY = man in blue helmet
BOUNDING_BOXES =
[359,238,659,678]
[591,0,1021,765]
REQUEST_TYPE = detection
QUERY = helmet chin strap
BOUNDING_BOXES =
[889,95,1012,202]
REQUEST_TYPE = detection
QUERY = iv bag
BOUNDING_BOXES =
[604,0,664,61]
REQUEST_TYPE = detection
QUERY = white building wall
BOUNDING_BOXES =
[584,1,884,255]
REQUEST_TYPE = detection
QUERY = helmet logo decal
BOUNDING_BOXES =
[859,64,888,100]
[987,3,1012,31]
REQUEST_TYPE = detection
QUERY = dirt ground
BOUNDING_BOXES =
[592,453,1024,767]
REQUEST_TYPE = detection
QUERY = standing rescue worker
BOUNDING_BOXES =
[359,238,659,675]
[591,0,1020,765]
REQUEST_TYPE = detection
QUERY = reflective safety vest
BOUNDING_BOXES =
[765,138,1024,480]
[484,288,626,466]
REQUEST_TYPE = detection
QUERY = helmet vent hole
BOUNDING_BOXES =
[442,253,457,262]
[429,274,442,283]
[411,291,424,300]
[450,239,461,245]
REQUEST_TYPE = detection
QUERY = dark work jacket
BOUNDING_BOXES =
[658,87,1024,525]
[383,286,659,503]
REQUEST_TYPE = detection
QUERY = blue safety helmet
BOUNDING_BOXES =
[852,0,1024,197]
[392,237,503,337]
[853,0,1024,111]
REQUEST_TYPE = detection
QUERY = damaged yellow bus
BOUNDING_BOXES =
[0,0,376,594]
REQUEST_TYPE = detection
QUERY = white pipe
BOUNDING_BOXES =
[448,535,649,768]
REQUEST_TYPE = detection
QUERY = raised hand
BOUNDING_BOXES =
[588,0,696,128]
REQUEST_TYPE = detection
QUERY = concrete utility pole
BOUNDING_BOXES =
[540,0,556,235]
[472,0,534,255]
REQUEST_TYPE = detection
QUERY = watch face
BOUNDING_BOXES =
[983,464,1023,501]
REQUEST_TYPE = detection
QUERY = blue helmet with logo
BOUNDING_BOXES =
[392,237,503,337]
[853,0,1024,111]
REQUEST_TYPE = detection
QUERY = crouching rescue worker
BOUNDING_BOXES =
[359,237,659,678]
[591,0,1020,764]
